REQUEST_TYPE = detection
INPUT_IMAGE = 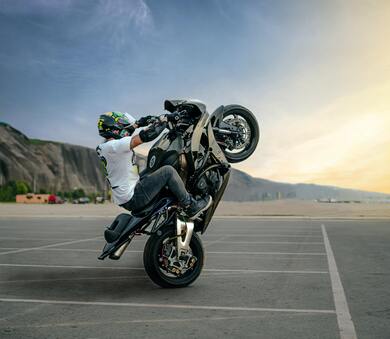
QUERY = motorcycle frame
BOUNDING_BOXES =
[162,100,231,233]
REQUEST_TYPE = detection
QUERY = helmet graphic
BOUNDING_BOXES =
[97,112,136,139]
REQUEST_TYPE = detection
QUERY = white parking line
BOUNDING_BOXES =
[204,241,324,244]
[204,235,230,247]
[0,236,102,256]
[0,234,324,239]
[0,314,329,329]
[210,234,323,238]
[0,297,336,314]
[0,263,328,274]
[0,275,146,284]
[0,237,78,241]
[208,251,326,256]
[0,247,327,255]
[0,263,144,270]
[321,224,357,339]
[206,268,328,274]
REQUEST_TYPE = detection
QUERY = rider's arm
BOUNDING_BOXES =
[130,121,166,150]
[130,134,143,150]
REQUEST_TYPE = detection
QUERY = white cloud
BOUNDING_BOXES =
[235,80,390,192]
[95,0,153,33]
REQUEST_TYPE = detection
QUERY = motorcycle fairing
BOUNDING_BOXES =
[145,133,184,174]
[164,99,207,116]
[198,170,230,233]
[209,105,224,127]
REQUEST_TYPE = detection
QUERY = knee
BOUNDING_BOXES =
[161,165,176,174]
[161,165,176,178]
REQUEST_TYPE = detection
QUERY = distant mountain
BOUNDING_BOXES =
[0,122,388,200]
[224,169,389,201]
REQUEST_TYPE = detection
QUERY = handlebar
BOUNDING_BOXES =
[146,110,189,132]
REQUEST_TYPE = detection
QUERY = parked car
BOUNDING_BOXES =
[48,195,64,204]
[78,197,90,204]
[95,196,104,204]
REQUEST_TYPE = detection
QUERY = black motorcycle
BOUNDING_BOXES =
[98,99,259,288]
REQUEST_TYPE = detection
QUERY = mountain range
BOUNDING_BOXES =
[0,122,387,201]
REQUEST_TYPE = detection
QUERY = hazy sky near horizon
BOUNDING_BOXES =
[0,0,389,193]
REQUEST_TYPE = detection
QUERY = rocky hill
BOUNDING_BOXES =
[0,123,105,193]
[0,122,388,200]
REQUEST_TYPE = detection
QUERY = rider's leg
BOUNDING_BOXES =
[121,165,211,219]
[121,165,190,211]
[137,165,191,205]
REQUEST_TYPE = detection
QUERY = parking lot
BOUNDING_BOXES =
[0,216,389,338]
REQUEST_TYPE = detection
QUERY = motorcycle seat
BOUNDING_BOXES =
[131,192,165,217]
[131,189,175,218]
[104,213,133,243]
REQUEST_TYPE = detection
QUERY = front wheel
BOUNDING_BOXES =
[143,227,204,288]
[216,105,259,163]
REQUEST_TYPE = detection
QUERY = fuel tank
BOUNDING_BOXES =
[145,133,184,174]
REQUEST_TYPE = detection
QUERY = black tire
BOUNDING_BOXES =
[143,227,204,288]
[218,105,259,163]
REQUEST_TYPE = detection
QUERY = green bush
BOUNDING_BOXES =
[0,180,31,201]
[71,188,86,200]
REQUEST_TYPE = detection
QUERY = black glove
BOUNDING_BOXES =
[166,112,180,123]
[123,124,135,135]
[136,115,155,127]
[139,121,167,142]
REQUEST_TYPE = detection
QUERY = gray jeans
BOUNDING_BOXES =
[121,165,190,212]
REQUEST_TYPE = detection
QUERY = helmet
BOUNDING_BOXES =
[97,112,136,139]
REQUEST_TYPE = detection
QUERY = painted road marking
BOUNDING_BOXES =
[0,263,328,274]
[204,241,324,244]
[321,224,357,339]
[0,314,312,328]
[0,247,327,255]
[0,298,336,314]
[0,215,387,220]
[0,236,101,256]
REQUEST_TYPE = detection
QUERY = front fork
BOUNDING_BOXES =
[176,217,194,257]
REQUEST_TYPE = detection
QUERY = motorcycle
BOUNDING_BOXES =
[98,99,259,288]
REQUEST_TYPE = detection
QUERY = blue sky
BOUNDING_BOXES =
[0,0,335,144]
[1,0,389,192]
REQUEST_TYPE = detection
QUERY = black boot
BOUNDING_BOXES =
[184,195,212,220]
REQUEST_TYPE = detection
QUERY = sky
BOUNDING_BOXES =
[0,0,389,193]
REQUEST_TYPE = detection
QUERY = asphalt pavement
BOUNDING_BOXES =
[0,216,389,339]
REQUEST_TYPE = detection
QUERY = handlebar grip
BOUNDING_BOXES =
[166,112,180,123]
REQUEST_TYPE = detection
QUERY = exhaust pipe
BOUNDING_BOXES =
[109,240,130,260]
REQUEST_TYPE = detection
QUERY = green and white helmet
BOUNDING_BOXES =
[97,112,136,139]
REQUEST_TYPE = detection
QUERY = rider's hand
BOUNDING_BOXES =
[160,112,179,123]
[135,115,155,127]
[158,114,168,123]
[139,120,167,143]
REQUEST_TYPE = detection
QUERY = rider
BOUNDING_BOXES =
[96,111,212,219]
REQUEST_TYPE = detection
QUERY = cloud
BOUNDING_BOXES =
[0,0,154,35]
[238,81,390,193]
[95,0,153,33]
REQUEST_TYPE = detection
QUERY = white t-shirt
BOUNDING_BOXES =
[96,137,140,205]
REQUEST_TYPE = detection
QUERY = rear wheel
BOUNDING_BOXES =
[143,227,204,288]
[217,105,259,163]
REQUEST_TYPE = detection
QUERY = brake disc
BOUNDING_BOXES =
[224,117,251,150]
[159,239,196,276]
